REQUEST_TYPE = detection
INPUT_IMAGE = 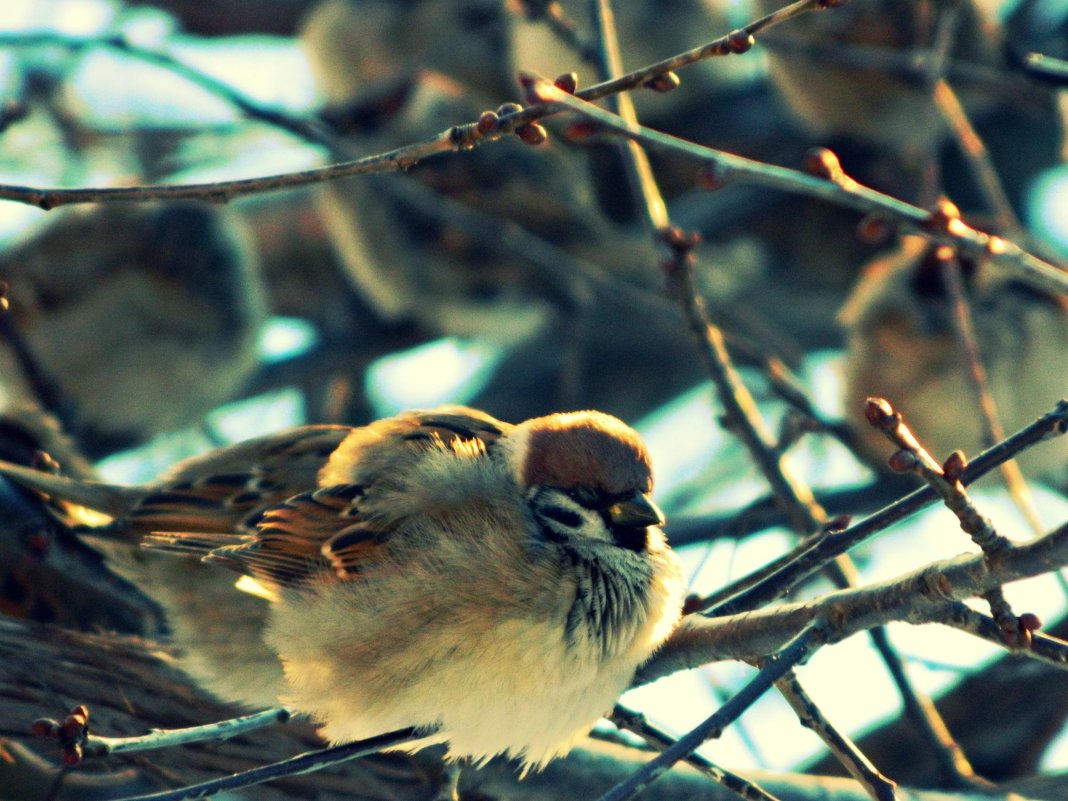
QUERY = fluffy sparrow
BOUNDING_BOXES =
[839,235,1068,485]
[0,406,685,769]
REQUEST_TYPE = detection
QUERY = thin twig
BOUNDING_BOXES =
[599,621,827,801]
[760,37,1051,102]
[85,707,293,757]
[610,704,784,801]
[939,246,1046,536]
[864,627,986,789]
[938,601,1068,667]
[1023,51,1068,85]
[588,0,668,231]
[0,1,818,210]
[865,397,1032,641]
[774,673,898,801]
[933,81,1020,234]
[918,8,1045,537]
[517,0,595,63]
[521,77,1068,298]
[864,397,1014,557]
[0,31,334,147]
[112,726,429,801]
[2,19,1065,302]
[699,401,1068,617]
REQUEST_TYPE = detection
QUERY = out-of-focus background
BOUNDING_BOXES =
[0,0,1066,796]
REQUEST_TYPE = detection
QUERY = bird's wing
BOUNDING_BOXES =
[128,425,352,535]
[144,408,512,590]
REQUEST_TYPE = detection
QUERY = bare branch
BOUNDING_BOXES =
[638,519,1068,687]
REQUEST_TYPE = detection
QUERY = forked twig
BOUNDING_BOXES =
[599,621,827,801]
[610,704,784,801]
[775,673,898,801]
[702,400,1068,617]
[111,726,429,801]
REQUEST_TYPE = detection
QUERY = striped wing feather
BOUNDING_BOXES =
[143,408,510,589]
[129,426,351,535]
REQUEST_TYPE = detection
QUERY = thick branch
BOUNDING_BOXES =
[638,521,1068,685]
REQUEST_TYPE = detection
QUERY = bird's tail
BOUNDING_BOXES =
[0,459,146,518]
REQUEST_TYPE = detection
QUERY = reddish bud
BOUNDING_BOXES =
[31,449,60,473]
[682,594,703,615]
[864,397,895,426]
[62,717,86,739]
[496,102,523,117]
[727,29,755,54]
[987,235,1008,255]
[697,162,726,190]
[62,744,83,766]
[857,214,894,245]
[661,226,701,250]
[644,71,681,93]
[476,110,500,134]
[31,718,59,738]
[804,147,844,181]
[887,449,917,473]
[927,198,961,232]
[825,514,853,533]
[942,450,967,481]
[565,120,600,141]
[553,72,578,94]
[515,71,540,104]
[516,123,548,145]
[1018,612,1042,632]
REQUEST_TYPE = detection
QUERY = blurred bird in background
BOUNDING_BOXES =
[0,202,266,456]
[839,233,1068,485]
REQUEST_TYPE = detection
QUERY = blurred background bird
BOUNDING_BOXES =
[838,233,1068,486]
[754,0,1065,210]
[0,202,266,457]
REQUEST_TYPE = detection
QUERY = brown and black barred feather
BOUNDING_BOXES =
[127,426,350,535]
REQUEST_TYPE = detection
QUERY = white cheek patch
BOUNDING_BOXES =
[530,488,612,545]
[500,426,533,488]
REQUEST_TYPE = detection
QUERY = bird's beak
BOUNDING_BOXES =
[607,492,664,529]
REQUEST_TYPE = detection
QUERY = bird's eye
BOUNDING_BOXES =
[567,487,603,507]
[540,506,584,529]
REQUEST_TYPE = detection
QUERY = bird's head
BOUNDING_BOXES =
[501,411,663,553]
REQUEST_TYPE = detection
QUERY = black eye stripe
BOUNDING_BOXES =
[565,488,623,509]
[540,506,584,528]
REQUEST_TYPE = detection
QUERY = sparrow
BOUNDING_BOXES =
[839,235,1068,485]
[754,0,1003,156]
[0,202,266,454]
[0,406,685,770]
